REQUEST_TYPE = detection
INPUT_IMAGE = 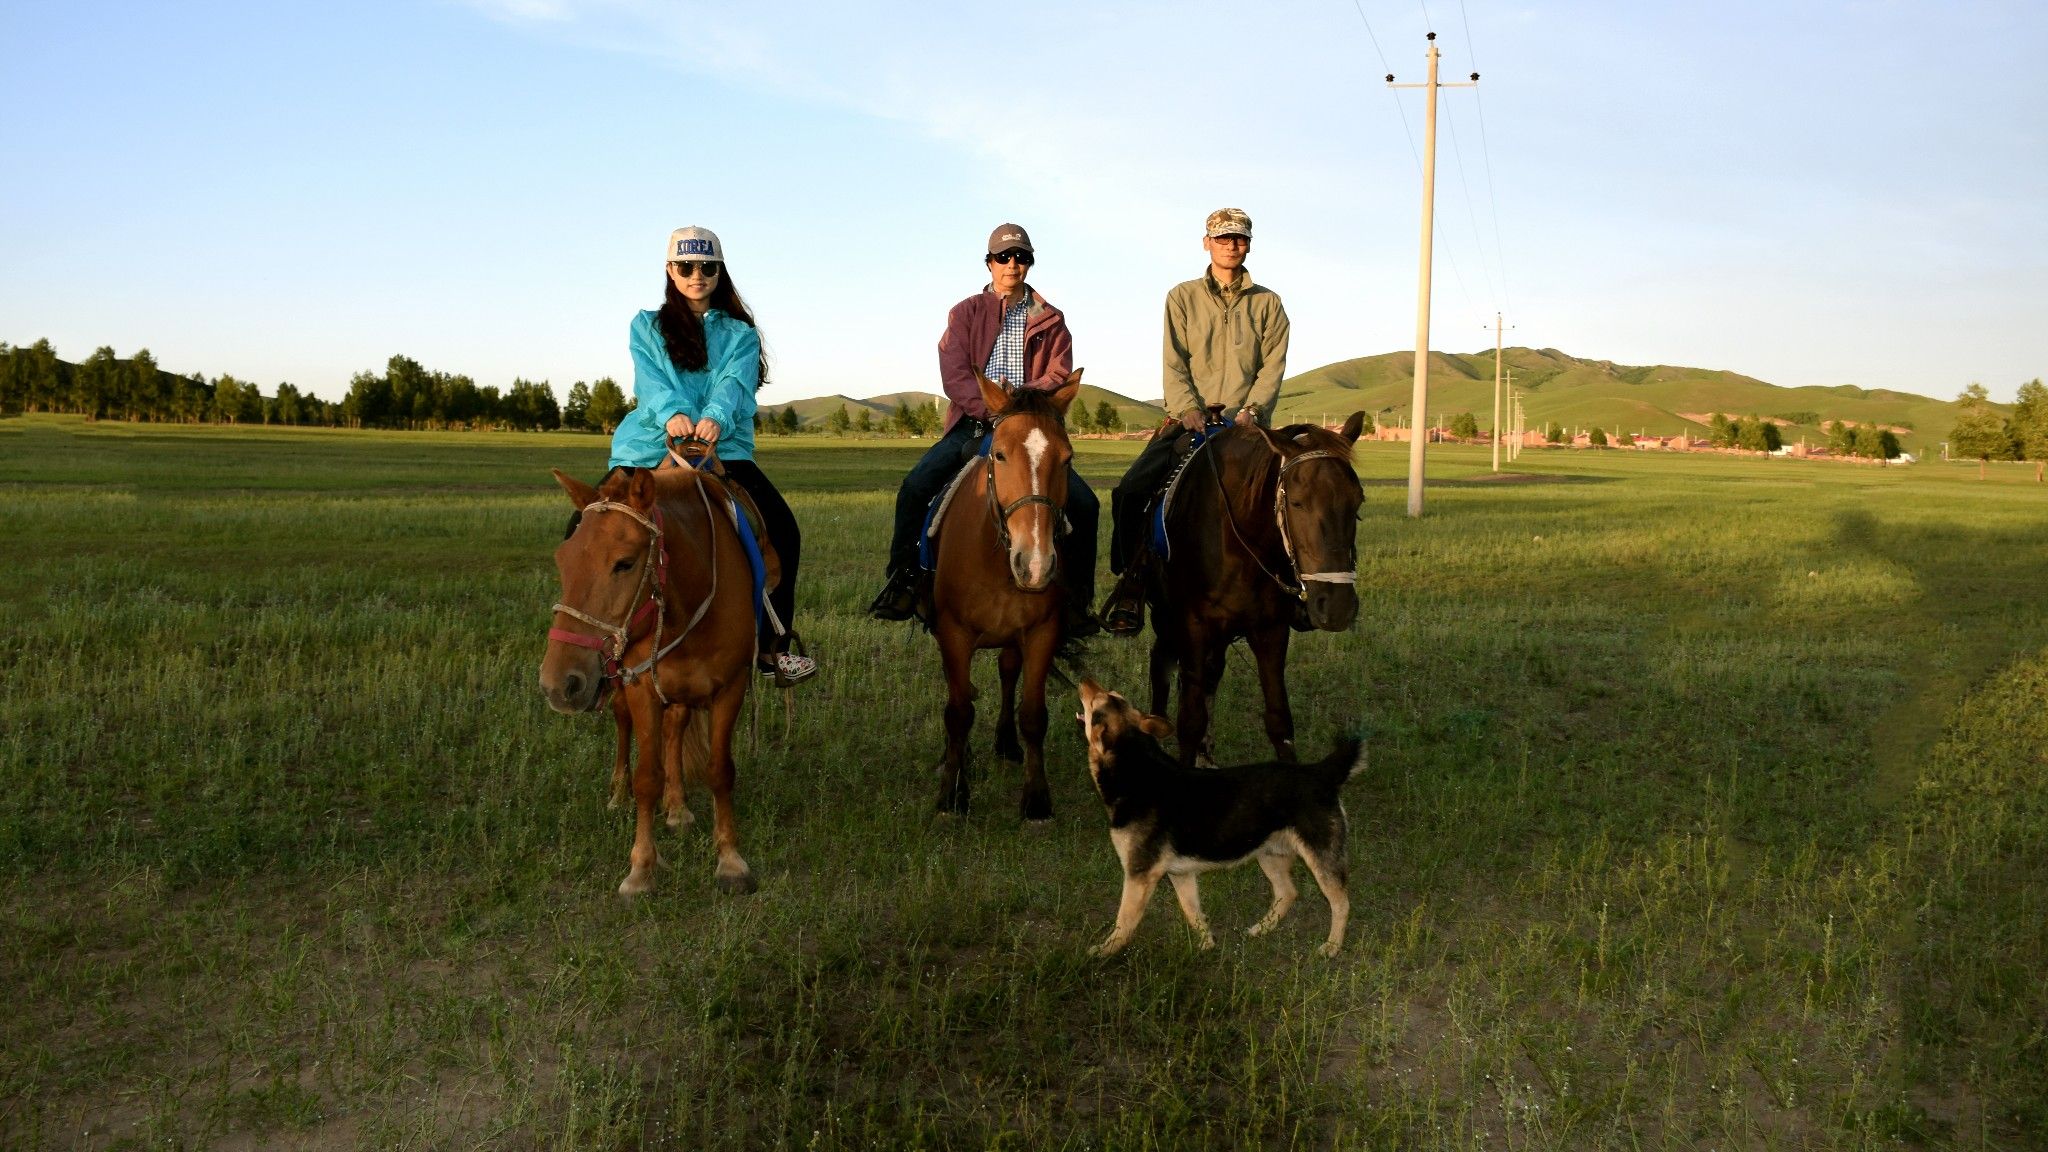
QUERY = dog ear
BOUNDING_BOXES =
[553,468,600,509]
[1138,713,1173,739]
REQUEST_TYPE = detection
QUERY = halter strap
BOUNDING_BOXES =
[545,476,725,711]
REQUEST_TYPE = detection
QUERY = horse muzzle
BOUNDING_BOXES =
[1009,544,1058,592]
[1303,581,1359,632]
[539,647,606,714]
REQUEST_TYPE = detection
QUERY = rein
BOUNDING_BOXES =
[1208,440,1359,601]
[546,474,724,711]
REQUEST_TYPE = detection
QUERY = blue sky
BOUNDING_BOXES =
[3,0,2042,405]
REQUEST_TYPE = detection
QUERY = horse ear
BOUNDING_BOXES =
[1049,367,1084,415]
[1138,713,1173,739]
[1254,426,1297,458]
[1341,411,1367,444]
[976,369,1008,416]
[553,468,600,509]
[625,467,658,507]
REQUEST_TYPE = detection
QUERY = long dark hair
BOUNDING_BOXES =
[657,267,770,391]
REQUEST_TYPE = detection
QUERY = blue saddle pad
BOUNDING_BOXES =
[917,432,993,572]
[1149,425,1218,563]
[729,497,768,632]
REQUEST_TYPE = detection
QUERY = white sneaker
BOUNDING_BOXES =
[765,651,817,687]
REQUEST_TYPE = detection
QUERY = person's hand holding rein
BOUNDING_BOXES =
[1233,407,1258,428]
[1180,409,1206,433]
[664,413,722,445]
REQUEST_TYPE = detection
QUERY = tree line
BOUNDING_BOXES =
[1947,380,2048,479]
[0,339,636,433]
[754,397,1134,437]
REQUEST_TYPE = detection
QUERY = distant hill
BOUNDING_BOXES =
[1276,348,1998,451]
[771,385,1165,430]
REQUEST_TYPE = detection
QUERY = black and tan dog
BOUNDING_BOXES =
[1076,678,1364,957]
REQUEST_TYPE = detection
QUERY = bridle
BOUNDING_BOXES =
[546,474,723,711]
[1212,442,1359,600]
[981,412,1069,560]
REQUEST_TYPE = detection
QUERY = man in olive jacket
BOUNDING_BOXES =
[1101,207,1291,636]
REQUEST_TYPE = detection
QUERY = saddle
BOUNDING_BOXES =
[1149,410,1231,562]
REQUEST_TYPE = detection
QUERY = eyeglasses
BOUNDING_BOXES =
[671,260,722,278]
[1208,234,1249,247]
[987,250,1034,267]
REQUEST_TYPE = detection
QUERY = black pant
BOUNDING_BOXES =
[720,458,800,655]
[885,419,1099,603]
[1109,431,1186,574]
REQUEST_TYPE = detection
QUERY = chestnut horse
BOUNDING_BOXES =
[540,465,762,896]
[927,369,1084,818]
[1146,413,1366,766]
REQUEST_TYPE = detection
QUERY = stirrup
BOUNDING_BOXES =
[867,569,920,621]
[1100,580,1145,637]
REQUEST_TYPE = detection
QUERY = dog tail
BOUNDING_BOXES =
[1318,736,1367,791]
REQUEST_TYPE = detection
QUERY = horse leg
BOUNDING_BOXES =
[619,688,663,897]
[1249,624,1297,762]
[704,679,755,894]
[1195,640,1230,768]
[1147,624,1178,721]
[935,624,977,815]
[661,705,697,829]
[1175,631,1215,768]
[608,694,632,809]
[993,645,1023,763]
[1017,625,1057,822]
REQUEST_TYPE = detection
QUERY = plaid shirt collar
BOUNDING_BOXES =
[983,285,1032,387]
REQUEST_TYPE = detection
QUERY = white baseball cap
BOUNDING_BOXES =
[667,226,723,263]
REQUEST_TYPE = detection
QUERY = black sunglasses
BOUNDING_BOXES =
[987,250,1034,267]
[672,260,722,277]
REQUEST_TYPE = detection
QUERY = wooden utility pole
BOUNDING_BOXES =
[1390,33,1478,516]
[1487,313,1513,472]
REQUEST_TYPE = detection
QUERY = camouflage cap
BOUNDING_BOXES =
[1204,208,1253,239]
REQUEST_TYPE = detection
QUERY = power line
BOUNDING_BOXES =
[1458,0,1512,316]
[1345,1,1481,318]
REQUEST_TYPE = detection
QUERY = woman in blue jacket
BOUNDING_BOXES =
[610,226,816,685]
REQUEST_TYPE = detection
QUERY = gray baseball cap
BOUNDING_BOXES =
[986,223,1033,255]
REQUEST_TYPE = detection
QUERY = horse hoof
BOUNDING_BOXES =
[715,869,757,895]
[617,871,654,898]
[994,737,1024,763]
[665,806,694,830]
[1020,791,1053,823]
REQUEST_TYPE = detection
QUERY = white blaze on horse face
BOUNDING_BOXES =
[1019,427,1054,585]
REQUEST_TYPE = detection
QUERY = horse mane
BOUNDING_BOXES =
[1273,423,1358,457]
[996,386,1070,425]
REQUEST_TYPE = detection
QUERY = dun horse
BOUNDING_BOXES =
[540,464,766,896]
[1146,413,1366,766]
[926,369,1085,818]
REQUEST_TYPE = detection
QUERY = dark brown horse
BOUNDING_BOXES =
[927,369,1085,818]
[540,465,763,896]
[1146,413,1366,766]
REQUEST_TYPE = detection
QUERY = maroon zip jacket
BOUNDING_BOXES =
[936,285,1075,432]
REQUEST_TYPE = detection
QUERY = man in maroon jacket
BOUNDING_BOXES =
[868,223,1100,636]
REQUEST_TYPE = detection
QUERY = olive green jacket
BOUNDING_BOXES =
[1161,269,1291,423]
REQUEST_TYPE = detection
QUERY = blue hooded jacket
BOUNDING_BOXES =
[608,308,759,467]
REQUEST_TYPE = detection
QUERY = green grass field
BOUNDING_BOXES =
[3,414,2045,1150]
